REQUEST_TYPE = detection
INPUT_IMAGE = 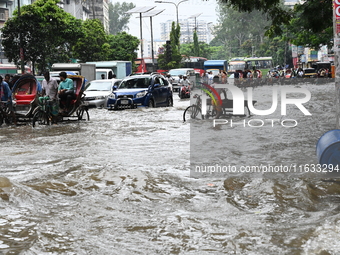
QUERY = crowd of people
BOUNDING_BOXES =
[266,67,331,79]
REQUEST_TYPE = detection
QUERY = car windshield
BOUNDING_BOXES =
[119,78,150,89]
[86,81,112,91]
[169,70,187,76]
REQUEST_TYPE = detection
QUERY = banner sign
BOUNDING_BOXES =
[335,0,340,33]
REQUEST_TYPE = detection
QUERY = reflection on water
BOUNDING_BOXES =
[0,83,340,254]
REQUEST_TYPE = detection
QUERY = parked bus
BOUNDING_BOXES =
[0,64,31,75]
[244,57,273,77]
[228,57,246,75]
[228,57,273,77]
[203,59,228,77]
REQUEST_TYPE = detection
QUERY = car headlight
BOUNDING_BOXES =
[95,96,105,100]
[136,91,147,98]
[108,93,116,99]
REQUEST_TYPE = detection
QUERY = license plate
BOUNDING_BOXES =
[120,99,129,105]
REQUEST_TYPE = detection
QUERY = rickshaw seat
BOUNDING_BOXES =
[15,94,36,105]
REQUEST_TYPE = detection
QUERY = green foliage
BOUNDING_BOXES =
[1,0,83,73]
[72,19,109,62]
[106,32,139,62]
[212,5,272,59]
[180,41,213,59]
[193,31,200,56]
[214,0,292,36]
[285,0,332,50]
[215,0,332,49]
[109,2,135,35]
[158,22,182,70]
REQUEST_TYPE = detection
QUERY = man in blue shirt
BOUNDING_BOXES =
[58,72,75,113]
[0,76,16,125]
[0,76,11,102]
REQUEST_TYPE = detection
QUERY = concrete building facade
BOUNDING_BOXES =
[160,19,213,45]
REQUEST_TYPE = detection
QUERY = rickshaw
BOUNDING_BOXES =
[12,74,42,123]
[32,74,89,127]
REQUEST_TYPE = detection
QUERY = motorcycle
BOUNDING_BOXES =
[178,84,190,99]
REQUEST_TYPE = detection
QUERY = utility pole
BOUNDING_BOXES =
[334,0,340,128]
[18,0,24,74]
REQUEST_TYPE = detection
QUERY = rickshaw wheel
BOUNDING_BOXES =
[32,110,50,127]
[0,113,3,126]
[76,106,89,121]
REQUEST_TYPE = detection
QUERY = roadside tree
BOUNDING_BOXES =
[214,0,332,49]
[72,19,109,62]
[1,0,82,74]
[180,41,213,59]
[109,2,135,35]
[106,32,139,62]
[158,22,182,70]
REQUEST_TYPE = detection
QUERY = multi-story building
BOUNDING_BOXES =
[87,0,109,33]
[59,0,109,32]
[0,0,13,63]
[160,19,214,44]
[58,0,91,21]
[0,0,13,29]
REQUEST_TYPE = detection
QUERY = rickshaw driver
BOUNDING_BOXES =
[40,71,58,102]
[39,71,59,119]
[0,75,16,125]
[58,71,75,113]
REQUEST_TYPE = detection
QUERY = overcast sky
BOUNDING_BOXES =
[111,0,219,40]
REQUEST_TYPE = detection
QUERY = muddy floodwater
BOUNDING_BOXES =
[1,82,340,254]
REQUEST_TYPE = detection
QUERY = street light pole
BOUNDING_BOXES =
[126,6,156,72]
[141,9,165,72]
[155,0,189,25]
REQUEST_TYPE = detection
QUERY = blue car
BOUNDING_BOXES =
[106,73,173,110]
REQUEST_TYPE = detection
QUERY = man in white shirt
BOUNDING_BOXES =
[41,71,59,100]
[180,75,191,87]
[179,75,191,98]
[39,71,60,118]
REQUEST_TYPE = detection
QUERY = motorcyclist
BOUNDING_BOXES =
[165,73,173,91]
[179,75,191,98]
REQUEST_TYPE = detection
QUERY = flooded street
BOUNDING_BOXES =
[1,82,340,254]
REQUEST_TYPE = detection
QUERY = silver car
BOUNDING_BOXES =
[84,79,121,108]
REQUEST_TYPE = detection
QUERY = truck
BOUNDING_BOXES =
[51,63,96,82]
[86,61,132,80]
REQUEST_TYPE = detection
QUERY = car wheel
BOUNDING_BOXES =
[167,97,173,107]
[148,99,154,108]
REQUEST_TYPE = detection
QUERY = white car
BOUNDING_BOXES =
[84,79,121,108]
